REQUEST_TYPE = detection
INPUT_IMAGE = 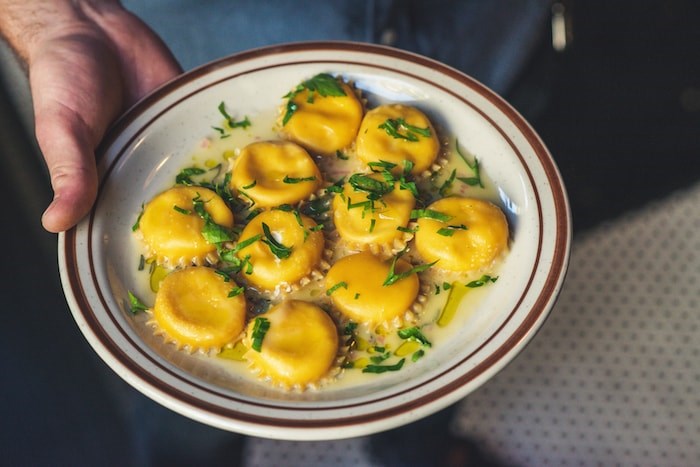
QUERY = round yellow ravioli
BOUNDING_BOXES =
[235,209,325,292]
[152,267,247,351]
[231,141,322,208]
[414,197,509,273]
[356,104,440,175]
[244,300,339,388]
[138,186,234,265]
[280,77,363,156]
[325,251,420,326]
[332,173,416,255]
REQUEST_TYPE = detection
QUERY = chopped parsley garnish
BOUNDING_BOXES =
[242,180,257,190]
[214,269,231,282]
[191,193,234,244]
[439,169,457,196]
[455,139,484,188]
[127,291,148,314]
[398,326,432,347]
[349,173,393,197]
[412,349,425,362]
[367,160,397,172]
[336,150,349,160]
[230,234,263,254]
[132,203,144,232]
[250,317,271,352]
[378,118,431,142]
[326,281,348,296]
[436,224,468,237]
[175,167,206,186]
[343,322,358,336]
[282,73,346,125]
[283,175,317,184]
[397,225,419,234]
[410,209,453,223]
[261,222,292,259]
[173,205,191,215]
[228,286,245,298]
[362,358,405,374]
[218,101,251,129]
[383,253,437,286]
[466,274,499,288]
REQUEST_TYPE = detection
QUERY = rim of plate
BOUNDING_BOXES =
[58,41,571,440]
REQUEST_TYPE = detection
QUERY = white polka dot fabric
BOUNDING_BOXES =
[451,181,700,466]
[243,182,700,466]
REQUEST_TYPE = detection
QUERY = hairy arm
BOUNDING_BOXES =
[0,0,181,232]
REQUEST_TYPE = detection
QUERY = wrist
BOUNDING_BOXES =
[0,0,122,64]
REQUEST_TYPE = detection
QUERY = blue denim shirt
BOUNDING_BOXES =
[123,0,551,95]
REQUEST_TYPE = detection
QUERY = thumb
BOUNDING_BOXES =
[37,108,98,233]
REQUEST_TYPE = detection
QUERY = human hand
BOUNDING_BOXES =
[0,1,182,232]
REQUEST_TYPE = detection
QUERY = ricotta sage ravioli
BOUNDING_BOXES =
[129,72,511,390]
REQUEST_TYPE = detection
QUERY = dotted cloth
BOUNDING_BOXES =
[243,182,700,467]
[452,181,700,466]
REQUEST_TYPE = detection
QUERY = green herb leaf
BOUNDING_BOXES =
[412,349,425,362]
[173,205,191,215]
[326,281,348,296]
[336,150,349,160]
[362,358,406,374]
[218,101,251,129]
[283,175,317,184]
[348,173,393,200]
[455,139,484,188]
[175,167,206,186]
[439,169,457,196]
[229,234,262,255]
[436,224,468,237]
[383,255,438,286]
[127,291,148,314]
[228,286,245,298]
[132,203,144,232]
[396,225,418,234]
[397,326,432,347]
[410,209,453,223]
[343,322,358,335]
[367,160,397,172]
[261,222,292,259]
[251,317,271,352]
[378,118,431,142]
[466,275,499,288]
[191,193,235,244]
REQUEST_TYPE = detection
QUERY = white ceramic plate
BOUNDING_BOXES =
[59,42,571,440]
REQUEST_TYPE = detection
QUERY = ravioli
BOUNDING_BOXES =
[332,172,416,255]
[230,140,322,208]
[280,74,364,156]
[138,186,234,265]
[234,209,325,292]
[151,267,247,351]
[355,104,440,175]
[414,197,509,272]
[324,251,420,327]
[244,300,339,388]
